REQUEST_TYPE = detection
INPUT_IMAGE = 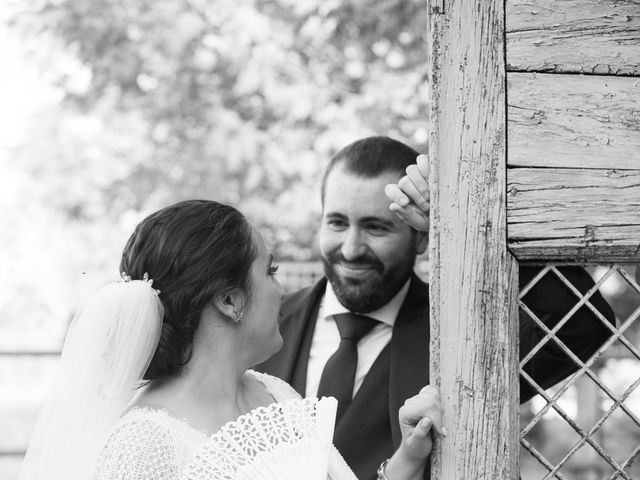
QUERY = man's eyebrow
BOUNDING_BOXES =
[268,253,274,264]
[360,216,396,227]
[324,212,347,219]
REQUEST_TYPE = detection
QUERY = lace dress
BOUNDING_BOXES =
[92,371,355,480]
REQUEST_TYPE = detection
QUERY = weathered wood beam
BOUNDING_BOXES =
[508,72,640,170]
[507,168,640,261]
[506,0,640,75]
[427,0,519,477]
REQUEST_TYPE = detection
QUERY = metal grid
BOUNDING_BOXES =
[520,265,640,479]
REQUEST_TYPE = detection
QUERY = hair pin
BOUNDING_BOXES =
[119,271,161,295]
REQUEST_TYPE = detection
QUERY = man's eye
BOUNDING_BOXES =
[367,224,388,233]
[269,265,279,276]
[328,219,347,228]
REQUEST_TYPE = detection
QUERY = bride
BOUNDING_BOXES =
[18,200,442,480]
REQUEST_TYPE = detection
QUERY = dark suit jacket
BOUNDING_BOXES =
[256,266,614,480]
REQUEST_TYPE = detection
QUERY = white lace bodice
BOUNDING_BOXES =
[92,370,301,480]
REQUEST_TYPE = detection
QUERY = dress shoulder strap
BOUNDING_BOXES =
[247,369,302,402]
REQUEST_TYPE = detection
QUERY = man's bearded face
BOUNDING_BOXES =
[320,166,423,312]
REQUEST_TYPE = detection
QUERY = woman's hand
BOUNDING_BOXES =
[398,385,444,462]
[384,385,444,480]
[384,154,430,232]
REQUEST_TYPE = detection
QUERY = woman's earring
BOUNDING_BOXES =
[233,310,243,323]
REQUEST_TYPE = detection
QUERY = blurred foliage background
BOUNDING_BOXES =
[1,0,428,349]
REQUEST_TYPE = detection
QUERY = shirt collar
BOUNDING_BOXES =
[321,280,411,327]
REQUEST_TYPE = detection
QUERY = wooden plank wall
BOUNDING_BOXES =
[506,0,640,261]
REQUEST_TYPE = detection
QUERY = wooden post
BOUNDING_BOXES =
[427,0,520,478]
[426,0,639,476]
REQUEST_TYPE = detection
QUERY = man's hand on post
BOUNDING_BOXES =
[385,154,430,232]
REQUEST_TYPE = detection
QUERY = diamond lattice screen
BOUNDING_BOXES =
[520,265,640,480]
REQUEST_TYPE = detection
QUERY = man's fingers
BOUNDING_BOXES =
[389,203,429,232]
[398,176,428,212]
[405,165,429,207]
[416,154,429,178]
[385,183,410,207]
[386,183,429,231]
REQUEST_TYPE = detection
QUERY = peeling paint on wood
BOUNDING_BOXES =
[428,0,446,15]
[506,0,640,74]
[508,168,640,261]
[508,72,640,169]
[428,0,519,477]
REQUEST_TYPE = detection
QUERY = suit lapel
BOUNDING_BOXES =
[257,274,430,450]
[389,276,430,448]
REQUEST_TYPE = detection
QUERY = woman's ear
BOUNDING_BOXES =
[213,287,247,323]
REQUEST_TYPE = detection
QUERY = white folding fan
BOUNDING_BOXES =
[183,397,357,480]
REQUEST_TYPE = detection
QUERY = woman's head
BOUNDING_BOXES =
[120,200,259,380]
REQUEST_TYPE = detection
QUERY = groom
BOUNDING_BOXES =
[257,136,615,480]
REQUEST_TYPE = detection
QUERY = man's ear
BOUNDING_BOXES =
[213,287,247,323]
[415,230,428,255]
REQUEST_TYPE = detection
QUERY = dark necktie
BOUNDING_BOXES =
[316,313,379,422]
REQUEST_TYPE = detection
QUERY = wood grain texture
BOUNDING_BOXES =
[506,0,640,74]
[508,168,640,261]
[508,72,640,169]
[427,0,519,477]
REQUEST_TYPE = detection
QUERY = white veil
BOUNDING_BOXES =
[18,278,164,480]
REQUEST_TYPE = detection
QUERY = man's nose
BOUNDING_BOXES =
[341,227,366,261]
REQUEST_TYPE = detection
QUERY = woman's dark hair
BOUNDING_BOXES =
[120,200,257,380]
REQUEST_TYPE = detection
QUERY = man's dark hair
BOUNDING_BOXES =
[120,200,257,380]
[321,136,419,204]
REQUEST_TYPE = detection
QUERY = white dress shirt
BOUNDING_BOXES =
[305,280,411,398]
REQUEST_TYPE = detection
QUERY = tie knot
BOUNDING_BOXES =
[333,313,378,343]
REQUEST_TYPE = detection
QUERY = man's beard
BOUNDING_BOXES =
[322,248,416,313]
